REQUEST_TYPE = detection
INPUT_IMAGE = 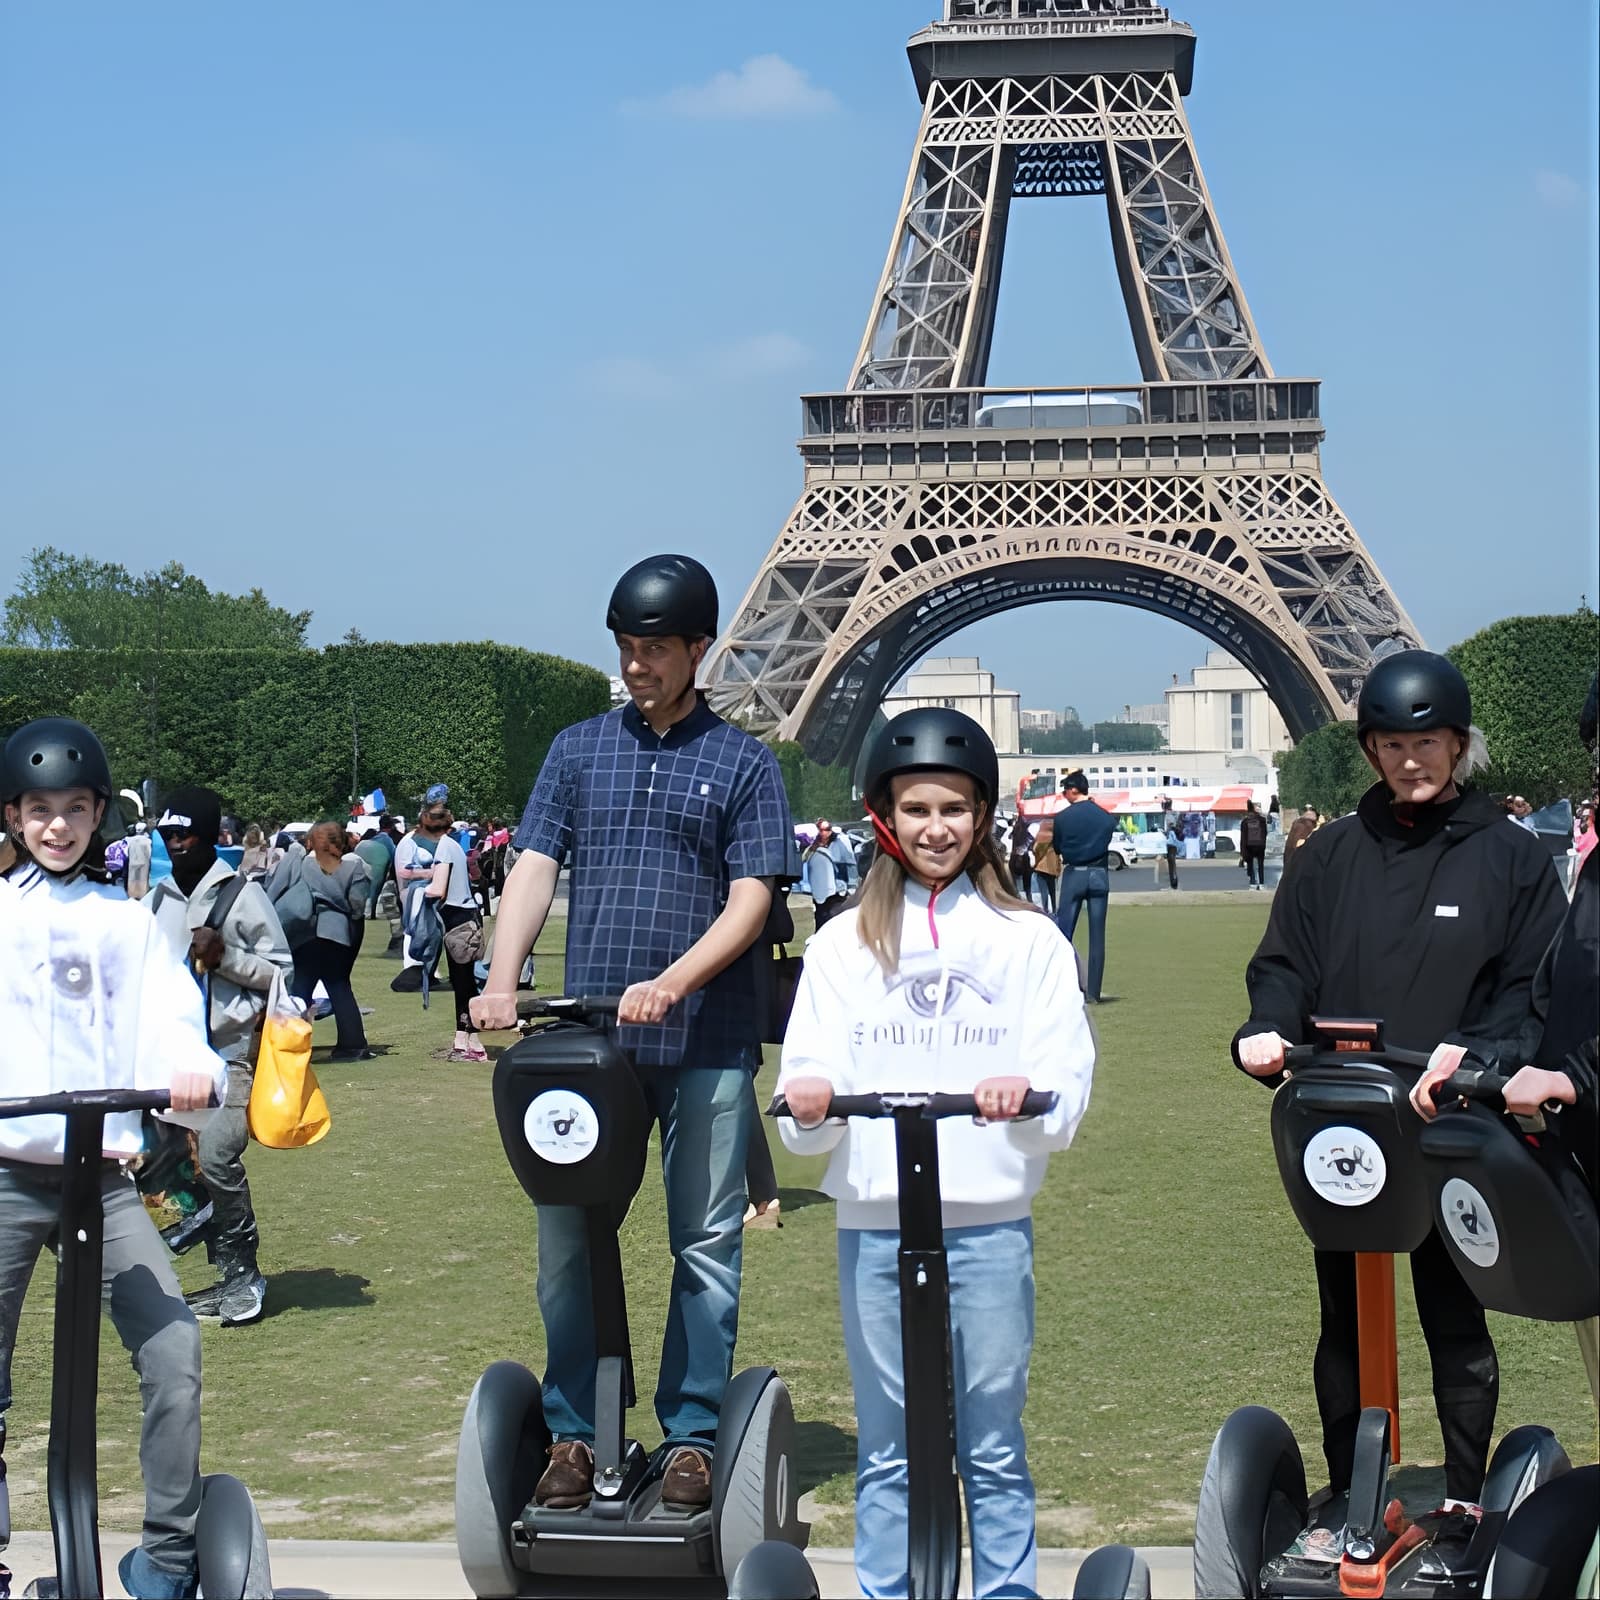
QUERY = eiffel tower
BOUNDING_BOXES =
[702,0,1421,765]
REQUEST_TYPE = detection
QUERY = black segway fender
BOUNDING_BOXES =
[727,1540,820,1600]
[1486,1463,1599,1598]
[195,1473,274,1600]
[1192,1406,1308,1600]
[1074,1543,1152,1599]
[455,1361,551,1599]
[712,1367,807,1581]
[1479,1423,1569,1515]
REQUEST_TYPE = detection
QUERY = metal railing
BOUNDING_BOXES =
[800,381,1321,438]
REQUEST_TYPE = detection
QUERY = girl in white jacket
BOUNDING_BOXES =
[777,709,1095,1600]
[0,719,223,1600]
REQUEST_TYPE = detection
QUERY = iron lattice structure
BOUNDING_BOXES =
[703,0,1421,764]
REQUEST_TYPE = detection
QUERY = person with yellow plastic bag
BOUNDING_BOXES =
[250,970,331,1152]
[148,784,295,1328]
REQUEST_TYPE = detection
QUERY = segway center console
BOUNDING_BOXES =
[1194,1018,1584,1599]
[455,998,807,1599]
[743,1090,1151,1600]
[0,1089,272,1600]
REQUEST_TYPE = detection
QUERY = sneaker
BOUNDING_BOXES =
[217,1271,267,1326]
[660,1445,713,1509]
[743,1199,782,1230]
[116,1547,197,1599]
[535,1440,595,1509]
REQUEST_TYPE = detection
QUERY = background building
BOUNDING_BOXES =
[881,657,1021,754]
[1020,708,1062,733]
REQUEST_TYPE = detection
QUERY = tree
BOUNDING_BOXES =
[1020,719,1164,756]
[3,547,311,651]
[1275,721,1372,816]
[765,739,855,825]
[1447,607,1598,805]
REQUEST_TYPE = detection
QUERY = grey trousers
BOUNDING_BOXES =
[196,1061,259,1267]
[0,1160,203,1574]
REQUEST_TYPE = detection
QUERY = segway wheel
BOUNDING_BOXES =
[1074,1543,1152,1599]
[1479,1423,1569,1516]
[712,1368,807,1583]
[727,1541,820,1600]
[455,1361,551,1599]
[1192,1406,1308,1600]
[1486,1464,1599,1599]
[195,1473,274,1600]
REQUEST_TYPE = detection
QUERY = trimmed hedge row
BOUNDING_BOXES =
[0,643,610,822]
[1447,609,1597,807]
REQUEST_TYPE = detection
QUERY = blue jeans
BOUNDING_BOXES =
[536,1064,754,1447]
[840,1221,1038,1600]
[1056,866,1109,1001]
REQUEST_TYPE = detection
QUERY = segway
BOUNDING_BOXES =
[0,1089,272,1600]
[747,1089,1150,1600]
[455,997,807,1599]
[1193,1018,1581,1599]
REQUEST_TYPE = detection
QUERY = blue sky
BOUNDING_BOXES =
[3,0,1595,721]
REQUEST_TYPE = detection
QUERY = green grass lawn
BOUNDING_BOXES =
[6,899,1594,1547]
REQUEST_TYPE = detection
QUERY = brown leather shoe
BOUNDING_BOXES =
[535,1439,595,1509]
[660,1445,713,1509]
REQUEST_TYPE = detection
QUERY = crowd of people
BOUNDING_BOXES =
[0,547,1594,1598]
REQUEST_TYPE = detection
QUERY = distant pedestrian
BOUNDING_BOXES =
[411,792,486,1062]
[802,817,857,927]
[1007,814,1035,905]
[238,823,271,882]
[1239,800,1269,889]
[1282,806,1318,877]
[1202,810,1218,859]
[1053,771,1116,1002]
[1508,795,1537,833]
[271,820,373,1061]
[354,818,396,918]
[1160,802,1180,889]
[125,822,153,901]
[1031,817,1060,914]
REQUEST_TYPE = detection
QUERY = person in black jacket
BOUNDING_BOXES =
[1233,650,1567,1505]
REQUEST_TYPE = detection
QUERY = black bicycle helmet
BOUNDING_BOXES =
[862,708,999,812]
[2,718,114,806]
[1355,650,1472,740]
[605,554,719,640]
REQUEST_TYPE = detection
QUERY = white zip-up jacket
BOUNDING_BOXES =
[776,874,1095,1229]
[0,868,226,1163]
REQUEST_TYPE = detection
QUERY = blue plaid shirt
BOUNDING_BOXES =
[514,698,797,1067]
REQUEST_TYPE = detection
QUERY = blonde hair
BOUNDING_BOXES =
[1454,725,1490,785]
[854,776,1038,976]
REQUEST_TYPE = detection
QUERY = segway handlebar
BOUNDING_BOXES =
[515,994,622,1024]
[0,1087,211,1121]
[767,1089,1058,1121]
[1283,1042,1437,1071]
[1429,1068,1511,1115]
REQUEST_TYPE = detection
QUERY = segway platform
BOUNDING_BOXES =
[455,999,805,1599]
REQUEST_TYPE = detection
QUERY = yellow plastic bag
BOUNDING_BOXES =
[248,972,331,1149]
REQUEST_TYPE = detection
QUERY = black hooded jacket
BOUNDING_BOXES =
[1234,784,1567,1080]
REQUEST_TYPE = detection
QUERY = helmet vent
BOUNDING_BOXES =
[1410,702,1431,718]
[29,752,43,766]
[944,735,969,749]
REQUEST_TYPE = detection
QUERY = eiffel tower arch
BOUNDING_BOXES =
[703,0,1421,766]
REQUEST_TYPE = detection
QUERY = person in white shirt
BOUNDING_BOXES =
[776,708,1095,1600]
[0,719,224,1600]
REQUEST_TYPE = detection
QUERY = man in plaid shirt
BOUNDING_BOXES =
[473,554,797,1512]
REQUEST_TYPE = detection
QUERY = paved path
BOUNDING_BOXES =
[3,1531,1197,1598]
